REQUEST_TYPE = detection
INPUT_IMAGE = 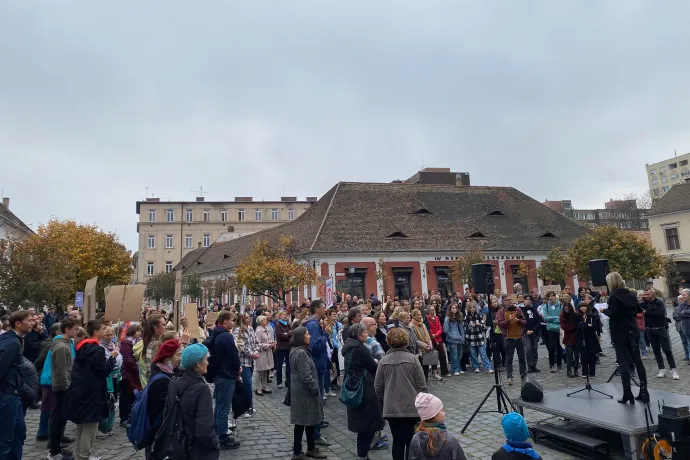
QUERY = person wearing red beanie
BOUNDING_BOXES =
[144,339,182,457]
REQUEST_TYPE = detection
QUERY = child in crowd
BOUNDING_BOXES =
[492,412,541,459]
[409,393,467,460]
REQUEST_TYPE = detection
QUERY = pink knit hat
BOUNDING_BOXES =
[415,392,443,421]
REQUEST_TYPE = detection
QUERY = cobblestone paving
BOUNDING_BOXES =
[22,320,690,460]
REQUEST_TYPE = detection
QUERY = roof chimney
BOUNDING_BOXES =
[1,197,8,209]
[196,197,205,202]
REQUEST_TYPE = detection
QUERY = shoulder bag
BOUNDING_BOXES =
[339,355,366,407]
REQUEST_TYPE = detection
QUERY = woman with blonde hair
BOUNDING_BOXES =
[602,271,649,404]
[411,309,439,382]
[255,315,276,396]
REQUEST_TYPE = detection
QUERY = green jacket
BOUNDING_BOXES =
[51,337,74,392]
[543,300,563,332]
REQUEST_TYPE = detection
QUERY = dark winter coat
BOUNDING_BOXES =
[146,363,175,445]
[43,313,58,331]
[23,329,48,363]
[34,338,53,375]
[120,338,141,392]
[519,305,542,335]
[19,356,38,408]
[576,311,602,355]
[288,345,323,427]
[341,338,384,434]
[641,297,669,329]
[492,442,542,460]
[603,289,641,344]
[209,326,241,380]
[67,338,115,424]
[164,369,219,460]
[275,321,292,351]
[0,331,25,397]
[560,309,581,348]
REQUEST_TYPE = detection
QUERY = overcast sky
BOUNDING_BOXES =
[2,1,689,251]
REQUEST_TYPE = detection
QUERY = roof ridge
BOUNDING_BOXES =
[310,182,341,251]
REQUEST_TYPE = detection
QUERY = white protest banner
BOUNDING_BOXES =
[326,278,334,307]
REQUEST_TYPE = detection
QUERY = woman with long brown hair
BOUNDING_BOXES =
[135,314,165,387]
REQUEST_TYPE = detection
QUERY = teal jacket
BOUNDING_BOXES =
[39,335,75,386]
[543,300,563,332]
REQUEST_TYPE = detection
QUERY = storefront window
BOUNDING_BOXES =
[436,269,454,300]
[511,265,529,292]
[394,274,411,300]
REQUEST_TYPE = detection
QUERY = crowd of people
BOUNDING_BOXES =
[0,280,688,460]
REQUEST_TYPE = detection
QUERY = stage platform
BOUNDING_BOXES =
[515,383,690,459]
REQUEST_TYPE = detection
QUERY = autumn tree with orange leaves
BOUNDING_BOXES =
[0,219,132,311]
[234,236,317,304]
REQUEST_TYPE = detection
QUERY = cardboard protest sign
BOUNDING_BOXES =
[206,311,219,328]
[104,285,145,322]
[83,276,98,324]
[184,303,201,340]
[539,285,562,296]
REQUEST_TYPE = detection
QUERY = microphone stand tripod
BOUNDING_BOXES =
[567,312,613,398]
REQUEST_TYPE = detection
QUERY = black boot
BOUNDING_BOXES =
[618,387,635,405]
[635,384,650,403]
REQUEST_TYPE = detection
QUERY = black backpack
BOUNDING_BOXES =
[201,329,223,383]
[150,378,193,460]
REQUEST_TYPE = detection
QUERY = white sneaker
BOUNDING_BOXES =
[453,372,460,376]
[327,392,337,397]
[672,369,680,380]
[657,369,666,378]
[88,457,101,460]
[474,369,480,373]
[488,369,495,374]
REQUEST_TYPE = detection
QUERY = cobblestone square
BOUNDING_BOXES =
[22,325,690,460]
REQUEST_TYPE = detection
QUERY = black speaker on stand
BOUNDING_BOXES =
[471,263,495,294]
[589,259,609,288]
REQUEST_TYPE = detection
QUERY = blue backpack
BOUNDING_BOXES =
[127,373,171,450]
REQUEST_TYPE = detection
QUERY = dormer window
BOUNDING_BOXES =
[468,231,486,238]
[487,210,504,216]
[387,231,409,238]
[413,208,432,215]
[539,232,556,238]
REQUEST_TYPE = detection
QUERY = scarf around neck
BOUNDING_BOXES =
[503,442,540,459]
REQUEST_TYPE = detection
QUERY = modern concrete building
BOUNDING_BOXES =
[135,196,315,283]
[646,152,690,200]
[647,182,690,297]
[0,197,33,242]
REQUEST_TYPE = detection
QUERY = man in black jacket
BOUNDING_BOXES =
[23,313,49,363]
[0,310,34,459]
[641,288,679,380]
[208,311,241,450]
[520,296,543,373]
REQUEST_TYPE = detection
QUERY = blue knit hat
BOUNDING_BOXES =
[181,343,208,369]
[502,412,530,443]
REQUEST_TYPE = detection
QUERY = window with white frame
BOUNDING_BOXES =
[165,261,173,273]
[147,235,155,249]
[271,209,279,220]
[288,208,295,220]
[185,234,192,248]
[221,209,228,222]
[238,209,245,221]
[166,209,174,222]
[186,209,193,222]
[148,209,156,222]
[203,234,210,247]
[147,262,155,275]
[255,209,262,221]
[165,234,173,248]
[650,169,656,175]
[665,226,681,251]
[203,209,211,222]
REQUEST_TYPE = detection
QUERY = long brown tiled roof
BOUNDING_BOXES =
[646,182,690,216]
[179,182,589,276]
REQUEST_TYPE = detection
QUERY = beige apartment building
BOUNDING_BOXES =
[647,182,690,297]
[135,196,315,283]
[646,151,690,200]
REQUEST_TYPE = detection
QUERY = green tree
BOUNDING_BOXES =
[536,247,573,285]
[568,225,664,281]
[182,273,203,303]
[144,271,176,306]
[663,255,686,297]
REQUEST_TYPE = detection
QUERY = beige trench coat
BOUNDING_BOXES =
[254,325,275,371]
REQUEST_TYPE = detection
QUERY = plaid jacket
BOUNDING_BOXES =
[365,337,385,360]
[233,326,259,368]
[464,311,486,347]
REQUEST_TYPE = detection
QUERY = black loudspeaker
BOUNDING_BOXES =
[520,378,544,403]
[472,263,494,294]
[588,259,609,286]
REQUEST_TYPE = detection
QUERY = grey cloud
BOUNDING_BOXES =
[2,1,690,250]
